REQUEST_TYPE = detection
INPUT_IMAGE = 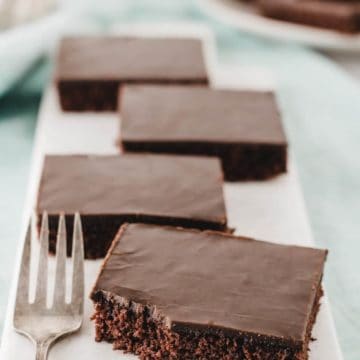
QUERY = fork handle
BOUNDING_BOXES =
[35,339,51,360]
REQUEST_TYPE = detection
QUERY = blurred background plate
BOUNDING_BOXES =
[198,0,360,52]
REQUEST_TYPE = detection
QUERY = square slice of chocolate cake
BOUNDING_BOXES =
[56,37,209,111]
[91,223,327,359]
[119,85,287,181]
[36,155,227,258]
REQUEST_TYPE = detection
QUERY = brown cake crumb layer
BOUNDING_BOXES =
[58,81,119,112]
[58,80,208,112]
[123,142,287,181]
[91,285,323,360]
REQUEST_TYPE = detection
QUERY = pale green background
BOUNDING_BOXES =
[0,1,359,358]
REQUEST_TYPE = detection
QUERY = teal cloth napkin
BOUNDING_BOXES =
[1,1,359,358]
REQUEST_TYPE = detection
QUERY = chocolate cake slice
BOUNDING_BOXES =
[259,0,360,33]
[120,85,287,181]
[56,36,209,111]
[91,223,327,359]
[36,155,227,258]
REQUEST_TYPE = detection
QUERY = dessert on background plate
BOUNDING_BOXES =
[91,223,327,359]
[259,0,360,33]
[56,36,209,112]
[36,154,227,258]
[199,0,360,52]
[119,85,287,181]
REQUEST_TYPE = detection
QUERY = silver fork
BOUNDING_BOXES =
[13,212,84,360]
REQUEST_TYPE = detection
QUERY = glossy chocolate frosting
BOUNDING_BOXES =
[121,85,286,144]
[92,223,327,342]
[56,37,208,83]
[37,154,226,226]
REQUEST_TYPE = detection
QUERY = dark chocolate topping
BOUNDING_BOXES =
[56,37,208,82]
[37,154,226,226]
[121,85,286,144]
[93,223,327,342]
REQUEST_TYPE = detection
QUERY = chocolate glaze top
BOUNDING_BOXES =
[37,155,226,226]
[56,37,208,83]
[92,223,327,342]
[121,85,287,144]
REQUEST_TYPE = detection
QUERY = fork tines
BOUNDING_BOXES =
[15,212,84,311]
